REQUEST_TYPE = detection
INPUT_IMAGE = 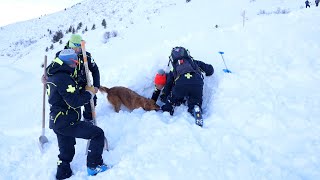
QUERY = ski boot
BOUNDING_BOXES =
[56,160,72,180]
[193,105,203,127]
[87,164,110,176]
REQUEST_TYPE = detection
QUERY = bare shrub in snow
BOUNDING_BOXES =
[102,19,107,29]
[102,30,118,43]
[52,30,64,43]
[274,8,290,14]
[258,8,290,15]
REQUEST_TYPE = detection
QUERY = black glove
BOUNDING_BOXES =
[206,71,213,76]
[161,104,174,115]
[160,93,167,103]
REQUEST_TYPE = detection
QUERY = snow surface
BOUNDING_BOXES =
[0,0,319,179]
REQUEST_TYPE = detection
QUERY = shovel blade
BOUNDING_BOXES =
[104,137,109,151]
[223,69,232,73]
[39,135,48,145]
[39,135,48,152]
[86,137,109,155]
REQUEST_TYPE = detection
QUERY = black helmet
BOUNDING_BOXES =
[170,47,190,62]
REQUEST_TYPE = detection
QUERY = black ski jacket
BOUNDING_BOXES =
[46,57,92,130]
[162,59,214,99]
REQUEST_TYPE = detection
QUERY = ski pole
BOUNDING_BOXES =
[218,51,231,73]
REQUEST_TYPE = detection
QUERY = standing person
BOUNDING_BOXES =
[161,47,214,127]
[316,0,319,7]
[306,0,311,8]
[46,49,108,179]
[56,34,101,123]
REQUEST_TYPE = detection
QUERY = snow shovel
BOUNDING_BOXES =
[218,51,232,73]
[39,55,49,152]
[81,41,109,153]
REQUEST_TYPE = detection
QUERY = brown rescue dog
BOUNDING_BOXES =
[99,86,160,112]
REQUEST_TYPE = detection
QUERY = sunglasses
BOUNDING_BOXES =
[71,59,79,66]
[69,59,79,66]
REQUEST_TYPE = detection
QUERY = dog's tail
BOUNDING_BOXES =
[99,86,110,94]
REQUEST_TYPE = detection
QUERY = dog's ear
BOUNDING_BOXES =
[150,99,160,110]
[143,101,150,110]
[150,99,156,104]
[142,102,148,111]
[144,99,160,111]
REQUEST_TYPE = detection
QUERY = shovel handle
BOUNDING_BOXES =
[42,56,47,130]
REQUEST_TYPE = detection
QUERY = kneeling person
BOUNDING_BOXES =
[161,47,214,127]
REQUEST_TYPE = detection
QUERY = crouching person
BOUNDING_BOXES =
[45,49,109,179]
[151,69,167,102]
[161,47,214,127]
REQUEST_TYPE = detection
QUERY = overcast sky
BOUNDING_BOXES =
[0,0,83,27]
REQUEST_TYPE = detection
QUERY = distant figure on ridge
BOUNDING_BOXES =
[305,0,311,8]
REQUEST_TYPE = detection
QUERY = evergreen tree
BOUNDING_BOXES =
[68,26,73,33]
[102,19,107,29]
[77,22,83,30]
[52,30,63,43]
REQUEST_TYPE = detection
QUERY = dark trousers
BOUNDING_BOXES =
[53,121,104,168]
[83,95,97,120]
[164,84,203,113]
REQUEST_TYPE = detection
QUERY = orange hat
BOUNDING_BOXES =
[154,69,166,85]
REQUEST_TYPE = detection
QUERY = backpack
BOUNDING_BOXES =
[169,47,201,80]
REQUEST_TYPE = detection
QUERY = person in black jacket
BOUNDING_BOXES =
[64,34,100,122]
[46,49,108,179]
[161,47,214,127]
[49,34,100,123]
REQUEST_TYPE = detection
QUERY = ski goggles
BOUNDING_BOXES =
[72,43,81,47]
[69,41,81,48]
